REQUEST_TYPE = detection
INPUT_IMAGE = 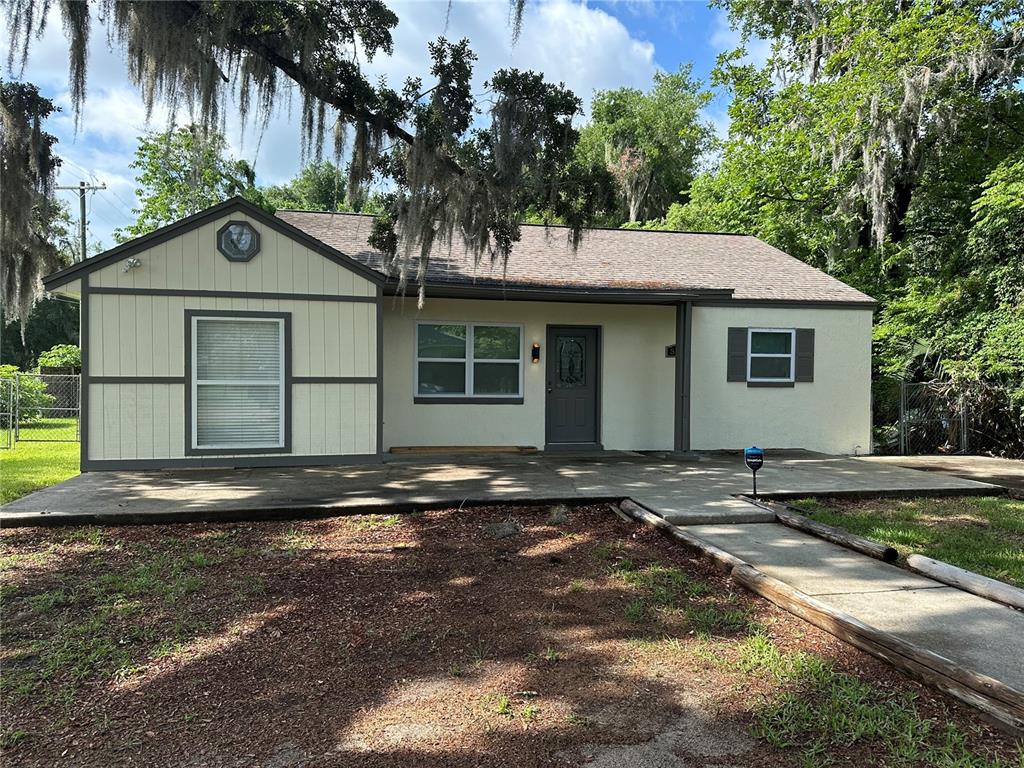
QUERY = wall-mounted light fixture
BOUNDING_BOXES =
[531,343,541,364]
[122,257,142,273]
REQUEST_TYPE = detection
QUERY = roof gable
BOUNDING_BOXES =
[43,197,384,291]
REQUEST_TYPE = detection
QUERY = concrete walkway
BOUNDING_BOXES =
[678,521,1024,692]
[0,450,998,526]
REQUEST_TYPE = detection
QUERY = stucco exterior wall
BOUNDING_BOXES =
[83,212,379,466]
[382,298,676,451]
[688,305,873,454]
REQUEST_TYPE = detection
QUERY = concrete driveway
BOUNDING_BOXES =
[0,450,998,526]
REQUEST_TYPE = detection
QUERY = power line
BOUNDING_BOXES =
[55,180,107,262]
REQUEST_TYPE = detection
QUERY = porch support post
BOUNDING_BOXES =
[674,301,692,452]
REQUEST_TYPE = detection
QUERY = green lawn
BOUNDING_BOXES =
[0,436,80,505]
[792,495,1024,588]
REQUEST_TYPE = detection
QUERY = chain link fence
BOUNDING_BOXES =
[873,379,970,456]
[10,373,81,443]
[0,378,13,449]
[898,381,968,456]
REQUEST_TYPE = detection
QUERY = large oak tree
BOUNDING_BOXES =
[4,0,606,307]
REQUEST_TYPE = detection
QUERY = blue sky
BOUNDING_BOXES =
[2,0,765,250]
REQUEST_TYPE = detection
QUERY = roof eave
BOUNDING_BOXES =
[383,280,734,304]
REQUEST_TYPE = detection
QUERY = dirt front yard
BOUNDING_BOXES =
[1,504,1019,767]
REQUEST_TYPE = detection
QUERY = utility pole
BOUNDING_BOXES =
[55,180,106,262]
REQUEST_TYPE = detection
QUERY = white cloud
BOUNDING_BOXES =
[3,0,660,248]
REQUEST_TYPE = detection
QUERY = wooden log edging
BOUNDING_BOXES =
[731,563,1024,734]
[742,496,899,563]
[905,554,1024,612]
[615,498,1024,736]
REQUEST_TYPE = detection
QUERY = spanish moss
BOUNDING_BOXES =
[0,81,63,329]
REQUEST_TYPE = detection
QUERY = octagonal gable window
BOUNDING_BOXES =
[217,221,261,262]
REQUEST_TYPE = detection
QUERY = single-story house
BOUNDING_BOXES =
[43,196,875,471]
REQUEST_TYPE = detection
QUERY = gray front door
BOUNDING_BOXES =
[545,326,599,447]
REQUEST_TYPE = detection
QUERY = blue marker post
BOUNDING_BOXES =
[743,446,764,499]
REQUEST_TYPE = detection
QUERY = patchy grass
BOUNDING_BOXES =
[792,496,1024,587]
[736,634,1018,768]
[0,531,223,708]
[609,557,760,638]
[350,513,401,531]
[0,438,79,504]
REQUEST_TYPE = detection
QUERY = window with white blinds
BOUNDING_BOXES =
[191,316,285,449]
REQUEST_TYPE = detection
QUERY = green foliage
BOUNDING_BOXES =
[262,161,385,214]
[577,66,714,222]
[37,343,80,370]
[115,125,270,241]
[1,296,79,370]
[0,364,53,421]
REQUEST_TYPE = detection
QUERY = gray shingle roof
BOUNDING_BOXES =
[276,210,875,304]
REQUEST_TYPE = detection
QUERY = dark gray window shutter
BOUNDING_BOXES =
[795,328,815,382]
[727,327,747,381]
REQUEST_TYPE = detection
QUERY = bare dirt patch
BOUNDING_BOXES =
[1,505,1017,767]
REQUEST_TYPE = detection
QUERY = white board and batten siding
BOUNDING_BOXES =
[85,212,379,465]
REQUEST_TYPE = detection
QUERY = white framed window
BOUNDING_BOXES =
[191,315,286,450]
[415,322,523,399]
[747,328,795,383]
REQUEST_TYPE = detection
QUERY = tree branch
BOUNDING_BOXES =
[225,26,466,177]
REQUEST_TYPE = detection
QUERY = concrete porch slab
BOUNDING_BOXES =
[0,450,1000,527]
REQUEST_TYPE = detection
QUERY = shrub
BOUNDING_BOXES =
[0,365,55,422]
[37,344,81,370]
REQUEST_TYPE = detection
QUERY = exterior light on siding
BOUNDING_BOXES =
[122,257,141,272]
[531,343,541,364]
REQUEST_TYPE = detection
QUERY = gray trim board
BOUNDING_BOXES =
[747,381,796,388]
[81,453,380,472]
[89,287,376,303]
[184,309,293,457]
[293,377,377,385]
[414,397,525,405]
[80,274,90,469]
[385,281,732,305]
[693,298,876,309]
[43,196,385,291]
[89,376,187,384]
[674,302,693,452]
[376,284,384,459]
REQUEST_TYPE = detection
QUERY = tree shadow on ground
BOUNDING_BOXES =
[1,504,1016,768]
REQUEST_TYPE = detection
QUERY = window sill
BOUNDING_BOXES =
[746,381,795,388]
[186,446,291,456]
[414,396,524,405]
